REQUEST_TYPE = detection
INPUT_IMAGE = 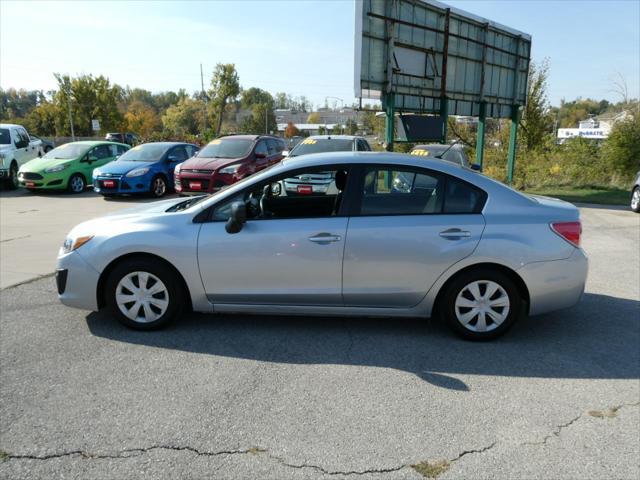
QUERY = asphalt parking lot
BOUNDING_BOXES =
[0,189,639,479]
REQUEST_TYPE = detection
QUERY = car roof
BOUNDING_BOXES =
[132,141,196,147]
[0,123,25,129]
[412,143,464,150]
[60,140,129,147]
[304,135,365,141]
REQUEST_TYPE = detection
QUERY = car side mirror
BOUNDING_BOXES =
[470,163,481,171]
[225,201,247,234]
[255,152,267,159]
[282,150,289,157]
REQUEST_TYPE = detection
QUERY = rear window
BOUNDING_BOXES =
[198,138,253,159]
[289,138,354,157]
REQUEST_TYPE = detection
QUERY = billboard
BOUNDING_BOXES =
[354,0,532,118]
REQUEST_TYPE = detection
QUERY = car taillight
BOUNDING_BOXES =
[551,221,581,247]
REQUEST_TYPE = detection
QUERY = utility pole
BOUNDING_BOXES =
[66,85,75,141]
[200,63,207,134]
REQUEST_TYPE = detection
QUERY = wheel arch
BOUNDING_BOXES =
[433,262,530,316]
[96,252,193,311]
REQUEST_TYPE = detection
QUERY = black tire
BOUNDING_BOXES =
[440,269,522,341]
[631,187,640,213]
[5,162,18,190]
[67,173,86,193]
[150,175,167,198]
[105,258,184,330]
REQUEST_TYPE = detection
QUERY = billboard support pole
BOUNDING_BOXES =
[507,105,519,184]
[440,97,448,143]
[476,102,487,168]
[384,93,395,151]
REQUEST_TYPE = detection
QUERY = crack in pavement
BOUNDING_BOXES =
[0,235,31,244]
[522,401,640,447]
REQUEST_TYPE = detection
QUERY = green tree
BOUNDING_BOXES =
[162,97,205,137]
[209,63,240,137]
[53,73,124,136]
[345,119,358,135]
[519,60,553,151]
[307,112,321,123]
[601,113,640,178]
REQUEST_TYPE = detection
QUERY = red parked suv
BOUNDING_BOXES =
[174,135,286,194]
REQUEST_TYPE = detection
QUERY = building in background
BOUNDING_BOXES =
[557,111,631,143]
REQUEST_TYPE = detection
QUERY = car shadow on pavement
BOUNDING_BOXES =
[86,292,639,391]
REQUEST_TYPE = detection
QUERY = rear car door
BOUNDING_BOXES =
[342,165,486,307]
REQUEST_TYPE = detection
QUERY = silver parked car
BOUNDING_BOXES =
[631,171,640,213]
[56,152,588,340]
[411,143,480,170]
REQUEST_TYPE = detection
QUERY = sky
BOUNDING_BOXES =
[1,0,639,109]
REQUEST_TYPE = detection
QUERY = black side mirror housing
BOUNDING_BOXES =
[225,201,247,234]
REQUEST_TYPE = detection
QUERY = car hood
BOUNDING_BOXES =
[19,156,75,172]
[95,160,155,175]
[180,156,242,171]
[67,197,197,238]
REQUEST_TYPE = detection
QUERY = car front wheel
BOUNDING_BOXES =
[150,175,167,198]
[6,163,18,190]
[631,187,640,213]
[67,173,86,193]
[105,259,183,330]
[441,269,522,340]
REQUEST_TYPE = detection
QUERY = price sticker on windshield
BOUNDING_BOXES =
[211,139,221,145]
[411,149,429,156]
[302,139,317,145]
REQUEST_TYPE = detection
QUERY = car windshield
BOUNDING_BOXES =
[289,139,353,157]
[118,143,168,162]
[198,138,253,159]
[43,143,90,159]
[0,129,11,145]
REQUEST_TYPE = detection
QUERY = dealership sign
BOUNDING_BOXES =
[557,128,609,140]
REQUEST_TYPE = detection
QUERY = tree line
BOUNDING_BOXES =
[0,63,315,143]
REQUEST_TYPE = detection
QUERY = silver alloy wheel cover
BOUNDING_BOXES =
[70,175,84,192]
[153,177,166,196]
[115,271,169,323]
[454,280,510,332]
[632,188,640,210]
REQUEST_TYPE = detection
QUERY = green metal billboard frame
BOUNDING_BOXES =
[355,0,531,182]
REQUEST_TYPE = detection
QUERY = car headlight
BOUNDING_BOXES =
[62,235,94,254]
[44,164,69,173]
[219,164,241,175]
[126,167,150,177]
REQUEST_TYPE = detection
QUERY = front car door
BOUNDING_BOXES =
[342,164,487,307]
[252,140,269,172]
[197,164,352,306]
[166,145,189,175]
[11,128,28,166]
[82,144,115,177]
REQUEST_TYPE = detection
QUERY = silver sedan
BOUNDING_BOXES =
[56,152,588,340]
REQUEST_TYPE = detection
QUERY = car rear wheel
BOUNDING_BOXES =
[105,258,183,330]
[150,175,167,198]
[67,173,86,193]
[631,187,640,213]
[441,269,522,340]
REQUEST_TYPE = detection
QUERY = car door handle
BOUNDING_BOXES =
[308,233,342,243]
[439,228,471,239]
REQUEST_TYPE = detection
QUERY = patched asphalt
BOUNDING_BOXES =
[0,206,638,479]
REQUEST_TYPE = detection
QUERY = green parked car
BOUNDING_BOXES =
[18,141,129,193]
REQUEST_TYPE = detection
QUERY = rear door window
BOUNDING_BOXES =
[255,140,268,157]
[443,176,486,213]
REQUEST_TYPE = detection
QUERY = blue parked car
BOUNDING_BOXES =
[93,142,199,198]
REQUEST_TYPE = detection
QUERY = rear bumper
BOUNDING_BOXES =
[518,248,588,316]
[56,250,100,311]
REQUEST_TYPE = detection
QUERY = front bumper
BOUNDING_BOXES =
[18,171,67,189]
[175,171,235,194]
[56,250,101,311]
[93,174,151,194]
[518,248,589,316]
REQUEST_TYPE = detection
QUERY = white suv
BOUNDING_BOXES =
[0,124,44,189]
